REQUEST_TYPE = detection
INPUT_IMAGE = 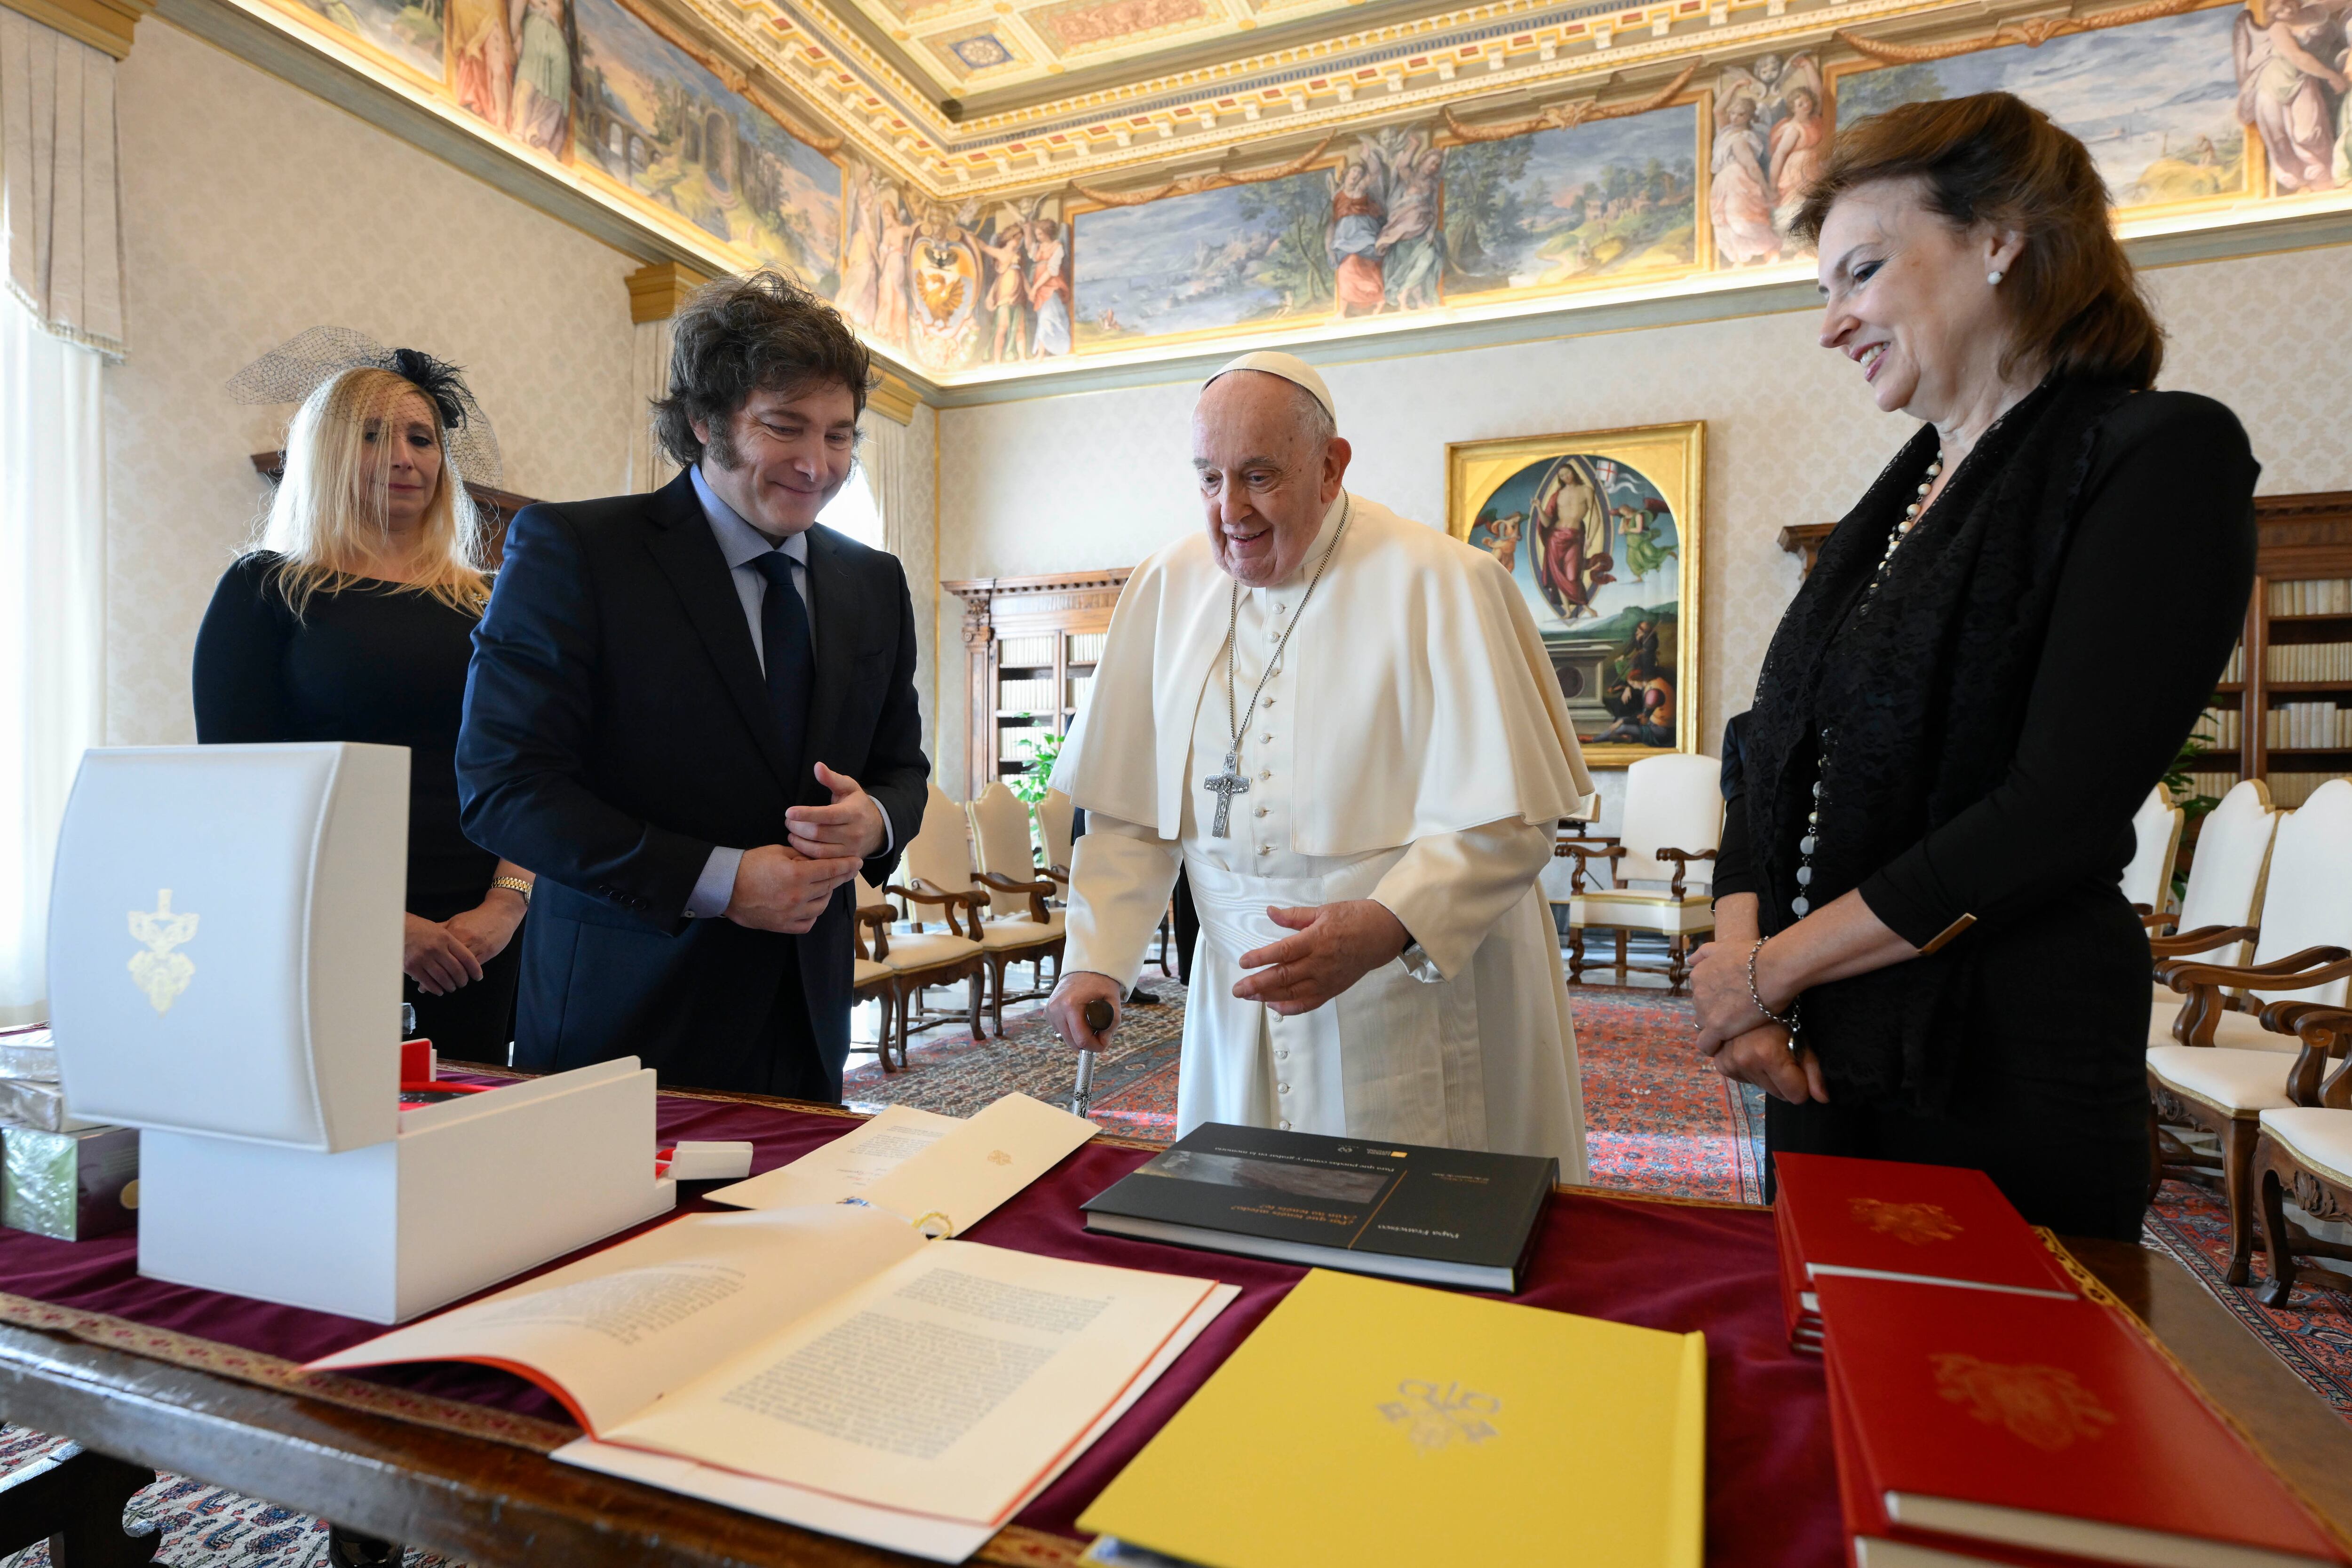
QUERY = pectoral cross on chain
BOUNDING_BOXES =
[1202,751,1250,838]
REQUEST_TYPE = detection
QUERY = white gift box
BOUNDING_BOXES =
[47,744,675,1323]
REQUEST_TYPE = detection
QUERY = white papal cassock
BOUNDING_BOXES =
[1052,491,1598,1176]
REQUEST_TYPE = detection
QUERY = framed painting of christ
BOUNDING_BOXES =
[1446,421,1704,767]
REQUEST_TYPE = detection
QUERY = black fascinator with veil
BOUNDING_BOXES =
[228,327,502,487]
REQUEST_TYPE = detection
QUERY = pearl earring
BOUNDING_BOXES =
[1987,269,2004,285]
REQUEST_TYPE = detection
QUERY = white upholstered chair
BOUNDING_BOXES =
[2122,783,2186,917]
[883,798,992,1049]
[2147,780,2352,1283]
[2146,778,2278,1049]
[967,782,1068,1034]
[1558,753,1723,992]
[1037,788,1076,887]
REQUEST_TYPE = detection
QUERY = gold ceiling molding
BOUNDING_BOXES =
[1831,0,2202,58]
[1068,133,1335,205]
[920,0,1939,192]
[866,370,923,423]
[0,0,154,56]
[1439,57,1698,142]
[626,261,715,323]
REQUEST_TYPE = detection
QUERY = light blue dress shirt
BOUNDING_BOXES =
[681,465,893,920]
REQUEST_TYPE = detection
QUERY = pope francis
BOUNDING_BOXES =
[1044,352,1599,1174]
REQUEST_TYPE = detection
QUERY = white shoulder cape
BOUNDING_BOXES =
[1051,493,1598,856]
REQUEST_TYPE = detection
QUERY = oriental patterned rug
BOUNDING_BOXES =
[2143,1177,2352,1417]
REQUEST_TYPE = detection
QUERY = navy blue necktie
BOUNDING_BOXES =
[750,550,814,785]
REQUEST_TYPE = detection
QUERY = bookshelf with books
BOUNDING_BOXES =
[944,568,1131,800]
[2209,492,2352,811]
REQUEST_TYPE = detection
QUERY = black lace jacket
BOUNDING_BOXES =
[1714,378,2258,1111]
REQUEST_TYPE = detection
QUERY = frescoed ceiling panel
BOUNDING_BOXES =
[195,0,2352,394]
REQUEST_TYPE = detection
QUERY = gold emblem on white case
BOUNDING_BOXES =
[1377,1379,1501,1453]
[127,889,199,1014]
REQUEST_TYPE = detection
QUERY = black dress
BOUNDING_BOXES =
[1713,386,2259,1240]
[192,554,519,1062]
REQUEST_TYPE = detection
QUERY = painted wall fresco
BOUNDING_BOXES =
[1444,106,1701,298]
[1071,171,1332,345]
[573,0,841,286]
[1712,51,1823,265]
[845,164,1074,373]
[265,0,2344,380]
[1834,6,2251,208]
[265,0,842,286]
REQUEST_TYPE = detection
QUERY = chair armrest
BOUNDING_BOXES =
[975,871,1054,922]
[886,879,984,939]
[2267,1005,2352,1108]
[1654,847,1719,900]
[2148,923,2259,958]
[2141,910,2177,932]
[1042,865,1070,887]
[855,906,892,961]
[2161,946,2352,991]
[1555,841,1626,893]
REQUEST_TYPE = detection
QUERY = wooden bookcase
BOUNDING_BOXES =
[2198,491,2352,808]
[943,567,1130,800]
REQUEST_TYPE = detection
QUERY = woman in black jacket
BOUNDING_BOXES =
[195,351,534,1062]
[1692,92,2258,1238]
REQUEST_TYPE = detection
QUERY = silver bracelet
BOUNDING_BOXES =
[1746,938,1800,1043]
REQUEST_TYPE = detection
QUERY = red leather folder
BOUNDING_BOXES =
[1819,1273,2348,1568]
[1774,1154,2076,1354]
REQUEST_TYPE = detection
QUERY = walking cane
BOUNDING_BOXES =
[1073,998,1114,1119]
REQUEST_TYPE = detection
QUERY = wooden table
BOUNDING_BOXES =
[0,1232,2337,1568]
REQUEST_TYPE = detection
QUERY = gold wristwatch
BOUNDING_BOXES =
[491,876,533,905]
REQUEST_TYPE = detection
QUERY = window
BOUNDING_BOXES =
[822,465,885,550]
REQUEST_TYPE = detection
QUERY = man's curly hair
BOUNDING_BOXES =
[652,271,874,469]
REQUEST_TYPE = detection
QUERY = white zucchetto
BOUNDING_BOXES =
[1202,350,1335,422]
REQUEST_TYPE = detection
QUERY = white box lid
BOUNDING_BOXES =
[46,744,407,1152]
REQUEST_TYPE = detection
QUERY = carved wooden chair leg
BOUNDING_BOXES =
[1566,924,1587,984]
[2146,1101,2165,1207]
[0,1448,160,1567]
[1665,936,1690,996]
[2222,1117,2262,1286]
[968,972,984,1038]
[987,955,1010,1037]
[1614,928,1629,985]
[895,986,914,1070]
[2258,1161,2301,1308]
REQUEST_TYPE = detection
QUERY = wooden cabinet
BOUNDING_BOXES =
[943,568,1130,800]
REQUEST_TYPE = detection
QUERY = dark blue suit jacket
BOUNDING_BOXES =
[455,469,929,1096]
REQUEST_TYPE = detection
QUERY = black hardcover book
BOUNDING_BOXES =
[1079,1123,1557,1292]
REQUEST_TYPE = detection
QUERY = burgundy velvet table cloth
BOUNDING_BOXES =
[0,1087,1839,1567]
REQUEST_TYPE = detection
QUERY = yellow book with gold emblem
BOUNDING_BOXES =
[1078,1268,1705,1568]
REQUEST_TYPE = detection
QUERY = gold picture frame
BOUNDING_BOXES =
[1446,421,1703,767]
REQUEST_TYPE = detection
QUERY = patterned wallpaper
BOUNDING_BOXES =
[934,240,2352,831]
[105,22,644,746]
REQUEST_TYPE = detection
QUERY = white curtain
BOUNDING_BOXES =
[0,294,107,1026]
[0,10,127,356]
[860,405,912,560]
[626,316,676,494]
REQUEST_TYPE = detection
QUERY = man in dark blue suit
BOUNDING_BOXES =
[456,272,928,1098]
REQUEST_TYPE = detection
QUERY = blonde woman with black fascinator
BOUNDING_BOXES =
[195,333,534,1063]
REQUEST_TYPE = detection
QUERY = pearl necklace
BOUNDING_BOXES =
[1789,454,1944,919]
